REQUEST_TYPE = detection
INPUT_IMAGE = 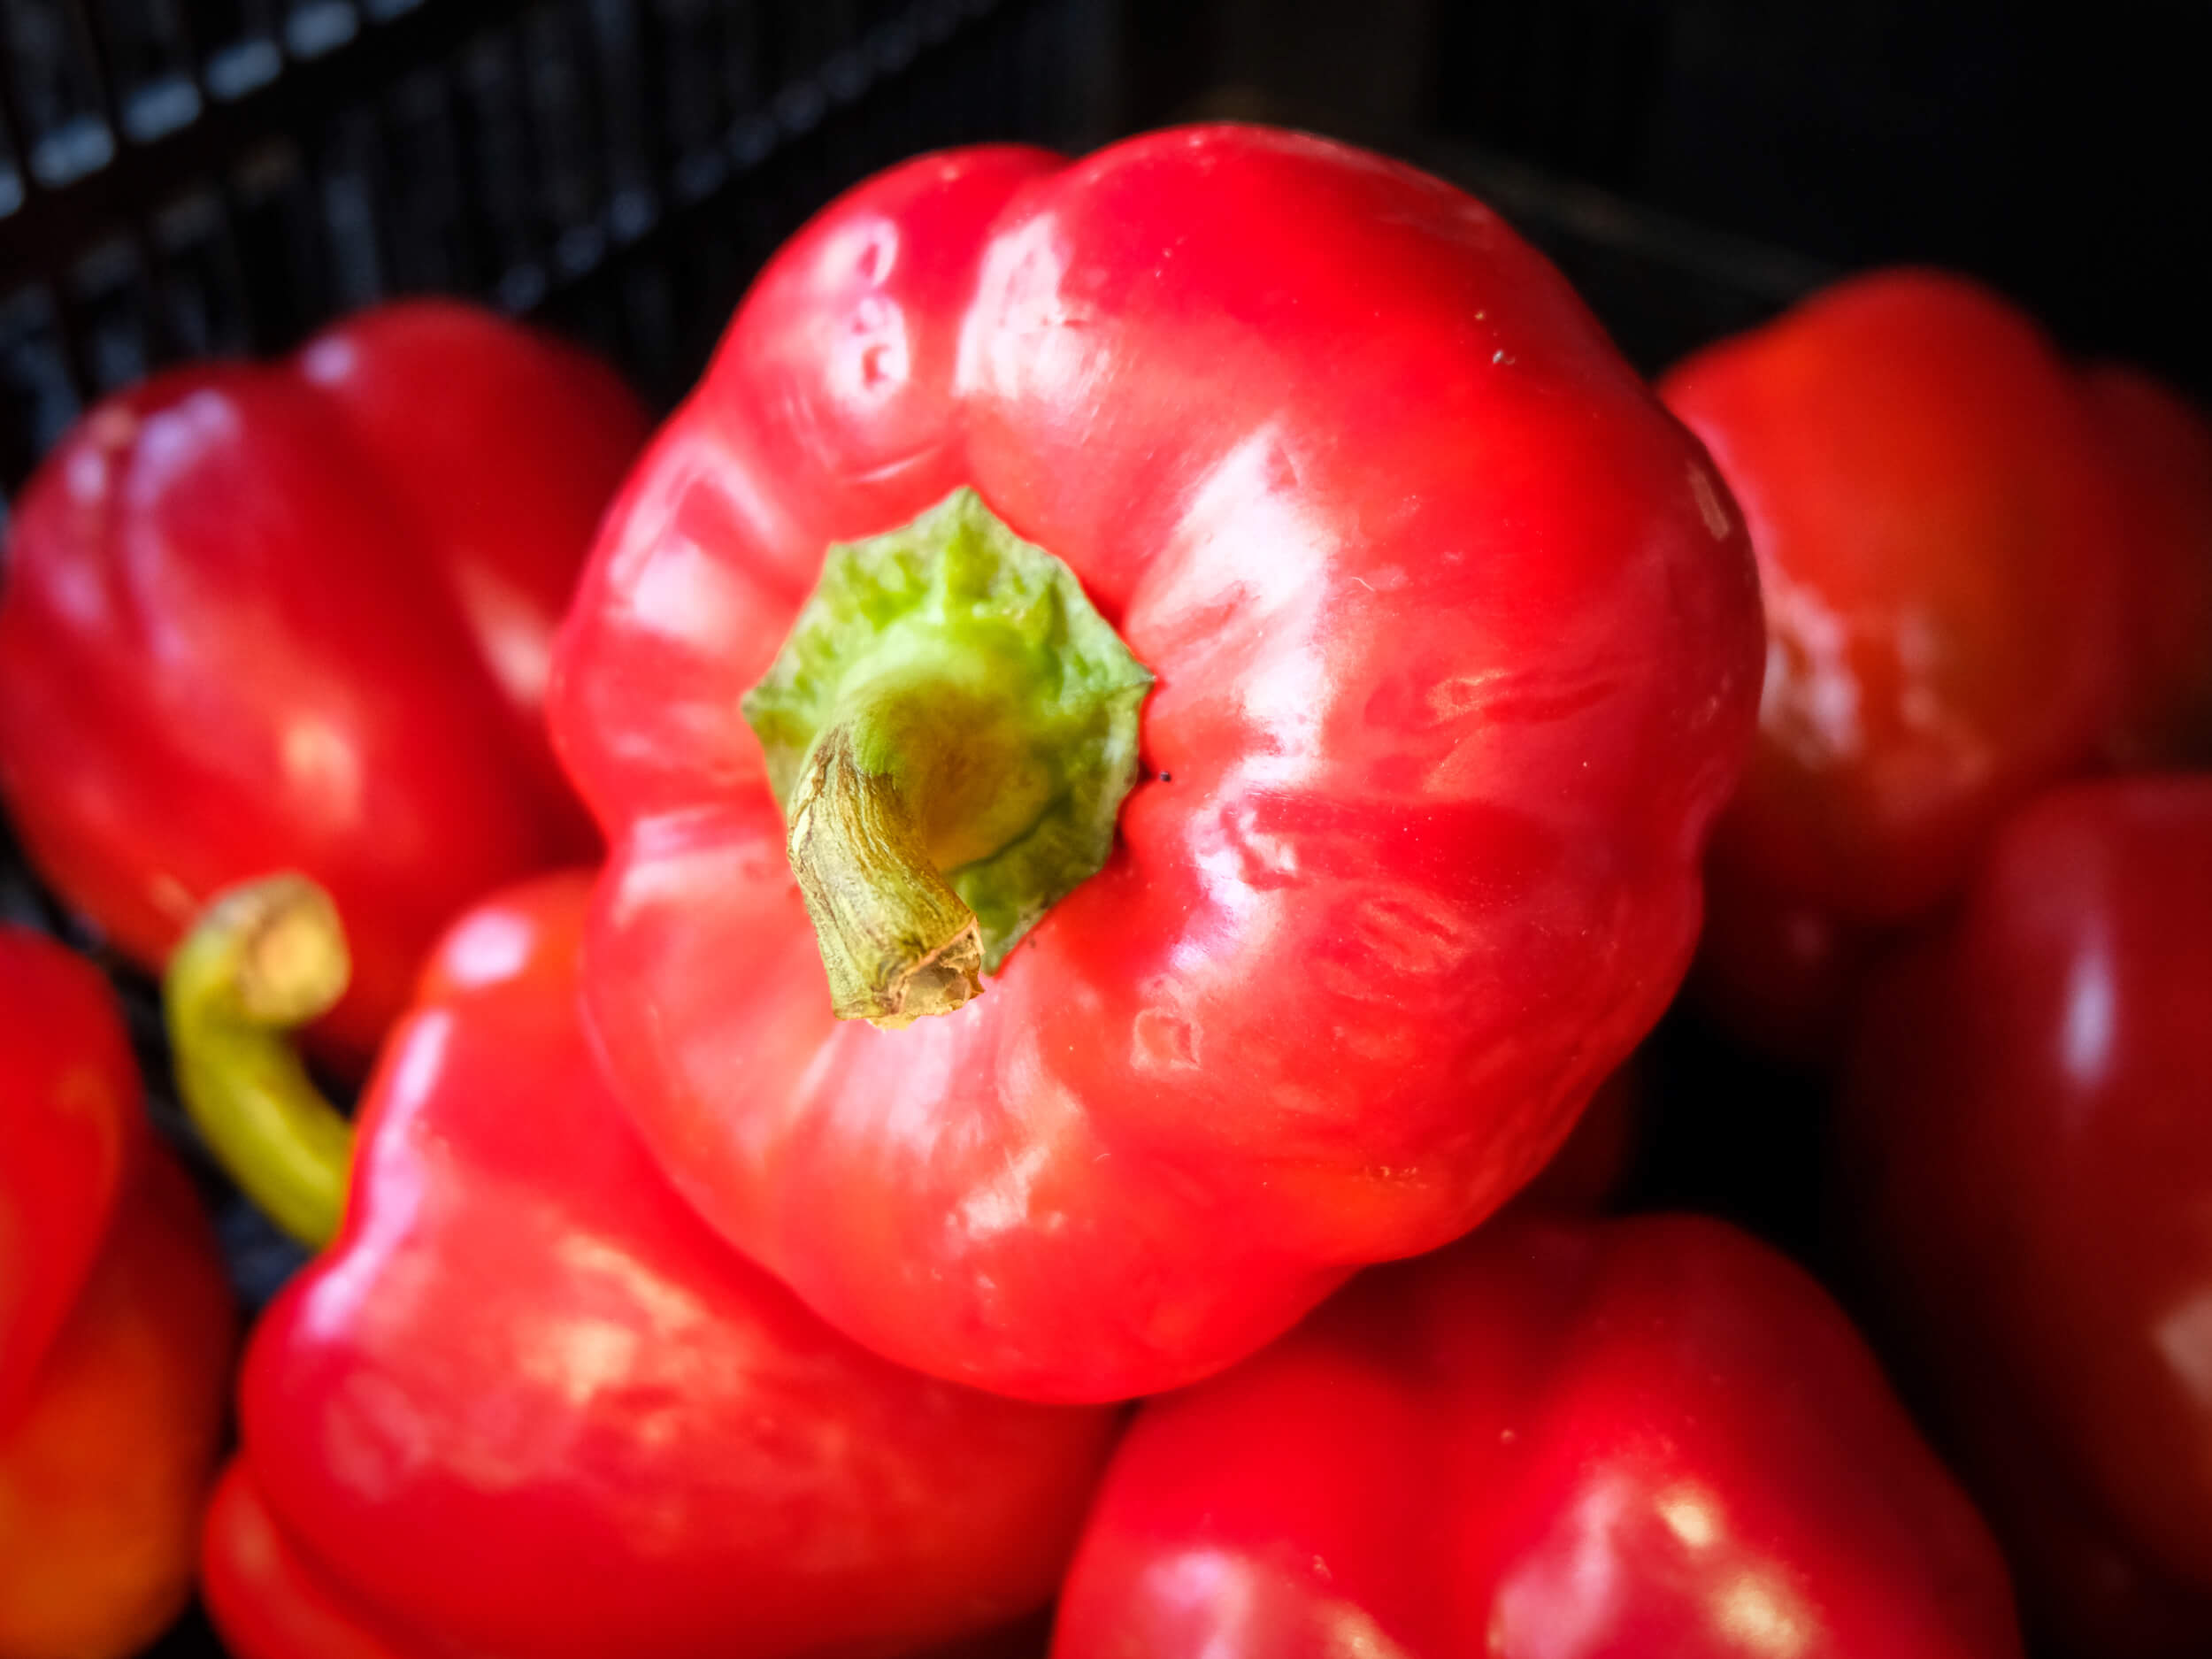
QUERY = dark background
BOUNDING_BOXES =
[4,0,2208,500]
[1126,0,2210,397]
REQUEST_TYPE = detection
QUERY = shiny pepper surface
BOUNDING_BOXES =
[1662,270,2128,1056]
[549,126,1764,1402]
[0,927,234,1659]
[1054,1214,2024,1659]
[0,301,646,1061]
[1663,270,2125,929]
[1839,778,2212,1656]
[207,872,1118,1659]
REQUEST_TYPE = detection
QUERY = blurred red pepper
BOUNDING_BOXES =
[190,870,1118,1659]
[1662,270,2128,1057]
[1838,777,2212,1657]
[0,926,234,1659]
[2082,366,2212,767]
[1054,1213,2024,1659]
[549,125,1763,1402]
[0,300,648,1063]
[202,1469,421,1659]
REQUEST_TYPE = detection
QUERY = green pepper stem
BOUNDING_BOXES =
[164,874,354,1248]
[741,488,1154,1030]
[787,722,987,1029]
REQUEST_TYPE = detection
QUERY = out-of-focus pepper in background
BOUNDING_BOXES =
[1837,777,2212,1659]
[1,926,234,1659]
[2081,365,2212,769]
[0,301,648,1064]
[1662,270,2131,1059]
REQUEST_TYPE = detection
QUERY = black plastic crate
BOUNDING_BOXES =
[0,0,1118,496]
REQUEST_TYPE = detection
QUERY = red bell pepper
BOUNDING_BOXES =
[202,1468,421,1659]
[0,300,648,1063]
[1660,270,2129,1057]
[185,870,1118,1659]
[549,125,1764,1402]
[1838,777,2212,1657]
[1054,1213,2024,1659]
[0,926,234,1659]
[2082,365,2212,767]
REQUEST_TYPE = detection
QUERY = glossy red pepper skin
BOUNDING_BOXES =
[0,301,646,1061]
[1662,271,2128,1057]
[0,927,234,1659]
[211,871,1118,1659]
[203,1467,422,1659]
[1053,1213,2023,1659]
[204,1463,1065,1659]
[549,126,1764,1402]
[1838,778,2212,1657]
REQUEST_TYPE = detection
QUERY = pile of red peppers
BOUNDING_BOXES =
[3,123,2210,1659]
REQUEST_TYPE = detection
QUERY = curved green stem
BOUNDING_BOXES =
[164,874,354,1248]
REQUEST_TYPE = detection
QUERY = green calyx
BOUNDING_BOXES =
[743,488,1154,1029]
